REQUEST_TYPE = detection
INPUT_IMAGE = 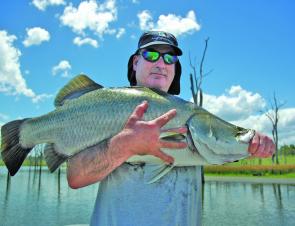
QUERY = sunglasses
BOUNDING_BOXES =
[139,50,178,65]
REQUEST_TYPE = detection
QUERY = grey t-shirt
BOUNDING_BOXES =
[90,163,202,226]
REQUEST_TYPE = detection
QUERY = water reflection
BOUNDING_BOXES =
[4,172,10,206]
[1,168,295,226]
[273,184,283,209]
[1,167,99,226]
[38,169,42,199]
[203,181,295,226]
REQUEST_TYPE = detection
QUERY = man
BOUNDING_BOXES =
[67,31,275,226]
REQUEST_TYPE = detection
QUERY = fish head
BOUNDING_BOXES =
[186,107,253,163]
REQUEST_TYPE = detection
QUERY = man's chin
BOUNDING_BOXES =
[147,84,168,92]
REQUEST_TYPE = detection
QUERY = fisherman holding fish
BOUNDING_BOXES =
[67,31,275,225]
[1,31,275,226]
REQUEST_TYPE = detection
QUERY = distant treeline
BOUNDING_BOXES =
[280,144,295,155]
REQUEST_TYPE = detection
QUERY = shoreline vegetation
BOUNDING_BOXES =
[204,155,295,179]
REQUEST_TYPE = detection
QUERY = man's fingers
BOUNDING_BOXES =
[270,142,276,155]
[257,136,275,158]
[126,101,148,125]
[261,137,272,157]
[256,143,266,157]
[250,135,275,158]
[153,109,177,128]
[248,133,260,155]
[160,140,187,149]
[152,150,174,164]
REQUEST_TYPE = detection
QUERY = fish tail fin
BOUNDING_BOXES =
[1,119,32,176]
[44,144,68,172]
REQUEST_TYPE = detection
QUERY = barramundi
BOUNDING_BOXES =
[1,75,255,182]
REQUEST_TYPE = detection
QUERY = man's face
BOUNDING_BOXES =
[133,45,176,92]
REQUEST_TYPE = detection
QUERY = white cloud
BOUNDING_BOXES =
[138,10,154,31]
[137,10,200,36]
[52,60,71,77]
[203,85,266,121]
[59,0,117,38]
[267,108,295,145]
[0,30,50,103]
[32,93,54,103]
[116,28,125,38]
[198,85,295,146]
[32,0,66,11]
[73,36,98,48]
[230,108,295,146]
[23,27,50,47]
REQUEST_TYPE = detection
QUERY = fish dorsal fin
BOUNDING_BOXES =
[54,74,103,107]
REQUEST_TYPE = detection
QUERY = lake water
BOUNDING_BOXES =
[1,167,295,226]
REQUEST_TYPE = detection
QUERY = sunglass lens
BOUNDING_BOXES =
[164,54,178,64]
[142,51,159,62]
[141,50,178,64]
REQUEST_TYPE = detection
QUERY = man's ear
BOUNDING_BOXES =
[133,55,139,70]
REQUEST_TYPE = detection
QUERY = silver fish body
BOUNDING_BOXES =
[1,75,253,180]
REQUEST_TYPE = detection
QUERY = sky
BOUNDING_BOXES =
[0,0,295,146]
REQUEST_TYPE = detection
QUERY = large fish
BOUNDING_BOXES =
[1,75,254,182]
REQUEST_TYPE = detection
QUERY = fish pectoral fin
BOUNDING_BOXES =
[44,144,68,173]
[160,131,186,142]
[144,163,175,184]
[54,74,103,107]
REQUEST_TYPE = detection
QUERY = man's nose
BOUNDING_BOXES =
[154,56,166,67]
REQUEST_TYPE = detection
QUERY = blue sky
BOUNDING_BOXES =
[0,0,295,145]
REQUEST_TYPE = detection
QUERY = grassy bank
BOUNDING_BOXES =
[204,165,295,178]
[227,155,295,166]
[204,155,295,178]
[205,172,295,179]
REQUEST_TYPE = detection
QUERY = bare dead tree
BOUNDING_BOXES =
[189,37,212,107]
[265,92,285,164]
[189,37,211,184]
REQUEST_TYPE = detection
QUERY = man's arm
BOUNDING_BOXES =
[67,101,187,189]
[66,135,130,189]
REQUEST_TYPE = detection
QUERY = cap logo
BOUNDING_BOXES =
[151,36,171,43]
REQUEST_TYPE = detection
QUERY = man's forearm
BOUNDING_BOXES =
[67,135,132,189]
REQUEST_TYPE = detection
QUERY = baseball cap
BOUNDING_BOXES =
[138,31,182,55]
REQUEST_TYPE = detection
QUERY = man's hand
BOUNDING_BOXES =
[121,101,187,164]
[248,132,275,158]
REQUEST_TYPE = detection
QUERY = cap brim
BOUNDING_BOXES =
[139,41,182,56]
